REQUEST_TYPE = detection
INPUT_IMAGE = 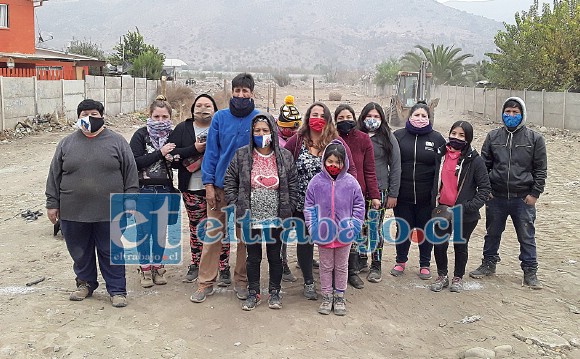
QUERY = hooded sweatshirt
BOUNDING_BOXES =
[224,112,298,222]
[481,97,547,198]
[304,140,366,249]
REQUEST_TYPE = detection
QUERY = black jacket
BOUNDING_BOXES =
[394,127,446,204]
[129,127,172,186]
[224,112,298,220]
[432,146,491,222]
[167,118,205,191]
[481,97,547,198]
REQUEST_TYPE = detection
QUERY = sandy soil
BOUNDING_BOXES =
[0,82,579,359]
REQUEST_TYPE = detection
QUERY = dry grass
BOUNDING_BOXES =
[163,83,196,121]
[328,91,343,101]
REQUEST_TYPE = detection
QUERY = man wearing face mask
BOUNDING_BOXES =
[191,73,260,303]
[470,97,547,289]
[45,99,139,308]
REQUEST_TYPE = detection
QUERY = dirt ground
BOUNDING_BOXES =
[0,82,579,359]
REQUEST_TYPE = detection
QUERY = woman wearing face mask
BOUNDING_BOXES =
[224,113,298,311]
[430,121,490,292]
[356,102,401,283]
[391,101,446,280]
[167,94,231,283]
[284,102,357,300]
[129,95,176,287]
[334,104,380,289]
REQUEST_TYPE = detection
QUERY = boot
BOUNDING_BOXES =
[469,259,496,279]
[282,263,297,282]
[366,261,382,283]
[348,253,364,289]
[333,291,347,316]
[522,267,543,289]
[152,267,167,285]
[139,267,154,288]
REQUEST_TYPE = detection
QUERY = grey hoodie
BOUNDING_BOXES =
[481,97,547,198]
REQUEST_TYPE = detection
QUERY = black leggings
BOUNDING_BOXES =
[433,220,478,278]
[294,211,314,284]
[246,227,283,293]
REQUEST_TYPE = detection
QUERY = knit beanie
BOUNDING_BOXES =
[278,95,302,128]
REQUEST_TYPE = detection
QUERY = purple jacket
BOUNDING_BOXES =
[304,140,365,248]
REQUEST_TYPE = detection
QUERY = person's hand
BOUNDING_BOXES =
[371,198,381,210]
[386,197,398,209]
[206,184,217,210]
[524,195,538,206]
[47,208,59,224]
[165,153,174,161]
[195,141,206,153]
[161,142,176,156]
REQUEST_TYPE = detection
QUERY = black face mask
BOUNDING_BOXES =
[448,137,468,150]
[337,121,356,135]
[77,116,105,133]
[229,97,255,118]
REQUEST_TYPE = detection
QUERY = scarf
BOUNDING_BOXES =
[146,118,172,150]
[405,119,433,136]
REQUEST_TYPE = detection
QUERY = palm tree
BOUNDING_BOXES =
[401,44,475,85]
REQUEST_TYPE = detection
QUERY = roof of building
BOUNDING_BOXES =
[0,48,105,66]
[164,59,188,67]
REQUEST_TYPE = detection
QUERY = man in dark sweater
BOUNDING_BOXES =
[46,99,139,307]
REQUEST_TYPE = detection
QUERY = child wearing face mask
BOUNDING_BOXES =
[304,141,365,316]
[430,121,491,293]
[224,113,298,311]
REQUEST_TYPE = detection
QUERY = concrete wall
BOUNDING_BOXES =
[434,85,580,131]
[0,75,160,131]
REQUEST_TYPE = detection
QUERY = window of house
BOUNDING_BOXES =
[0,4,8,28]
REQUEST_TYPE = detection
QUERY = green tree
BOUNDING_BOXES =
[109,28,165,78]
[487,0,580,91]
[374,58,401,87]
[130,50,164,80]
[66,39,106,75]
[401,44,474,85]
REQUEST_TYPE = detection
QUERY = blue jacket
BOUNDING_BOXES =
[202,108,260,188]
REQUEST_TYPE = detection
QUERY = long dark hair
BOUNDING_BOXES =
[449,120,474,157]
[358,102,393,162]
[299,102,339,152]
[333,104,357,125]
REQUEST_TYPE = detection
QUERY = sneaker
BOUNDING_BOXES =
[418,267,432,280]
[139,268,154,288]
[183,264,199,283]
[523,267,543,290]
[367,264,382,283]
[333,292,347,316]
[450,276,463,292]
[234,285,249,300]
[390,263,406,277]
[469,260,496,279]
[268,290,282,309]
[152,267,167,285]
[282,263,297,282]
[217,267,232,287]
[242,290,261,311]
[190,286,215,303]
[318,293,333,315]
[110,294,127,308]
[430,275,449,292]
[69,282,92,301]
[348,274,364,289]
[303,283,318,300]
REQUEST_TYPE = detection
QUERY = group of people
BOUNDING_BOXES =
[45,72,547,315]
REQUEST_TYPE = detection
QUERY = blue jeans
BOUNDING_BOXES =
[483,196,538,268]
[136,185,171,267]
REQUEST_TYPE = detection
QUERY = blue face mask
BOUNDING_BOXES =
[502,113,523,128]
[253,134,272,148]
